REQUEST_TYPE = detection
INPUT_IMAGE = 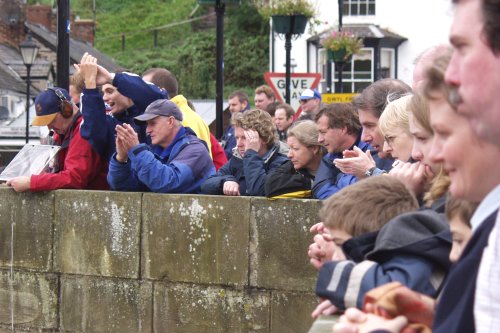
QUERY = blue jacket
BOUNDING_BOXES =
[107,127,215,193]
[201,143,289,196]
[312,139,372,199]
[315,210,451,311]
[80,72,167,161]
[433,210,497,333]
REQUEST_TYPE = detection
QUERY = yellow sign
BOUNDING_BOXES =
[322,93,357,104]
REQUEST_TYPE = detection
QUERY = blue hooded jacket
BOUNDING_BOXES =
[107,127,215,193]
[201,143,288,196]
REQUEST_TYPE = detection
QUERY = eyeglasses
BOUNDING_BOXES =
[299,99,312,104]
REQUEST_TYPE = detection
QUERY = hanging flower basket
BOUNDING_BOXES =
[272,14,309,35]
[255,0,316,34]
[327,49,353,63]
[321,30,363,62]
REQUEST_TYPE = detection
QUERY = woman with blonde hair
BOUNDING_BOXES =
[265,120,326,198]
[378,94,414,162]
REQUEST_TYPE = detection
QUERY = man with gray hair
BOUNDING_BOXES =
[107,99,215,193]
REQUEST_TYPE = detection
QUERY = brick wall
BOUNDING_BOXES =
[73,19,95,45]
[0,188,321,332]
[26,4,55,32]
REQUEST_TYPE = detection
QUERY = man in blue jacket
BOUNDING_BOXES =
[77,53,167,161]
[312,103,372,199]
[107,99,215,193]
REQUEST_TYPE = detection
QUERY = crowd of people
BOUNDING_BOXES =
[5,0,500,331]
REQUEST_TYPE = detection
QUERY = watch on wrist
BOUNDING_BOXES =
[364,167,377,177]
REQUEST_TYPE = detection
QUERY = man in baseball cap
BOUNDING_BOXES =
[6,88,109,192]
[32,88,75,129]
[298,88,322,120]
[107,99,214,193]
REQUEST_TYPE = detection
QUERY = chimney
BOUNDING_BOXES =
[0,0,26,47]
[26,4,54,32]
[72,19,95,45]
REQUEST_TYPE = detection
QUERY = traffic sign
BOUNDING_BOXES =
[264,72,322,112]
[322,93,357,104]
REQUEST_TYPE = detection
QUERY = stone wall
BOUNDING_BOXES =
[0,188,322,332]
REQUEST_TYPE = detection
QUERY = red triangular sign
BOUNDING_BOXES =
[264,72,322,119]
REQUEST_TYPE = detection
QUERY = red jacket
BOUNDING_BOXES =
[30,114,109,192]
[210,133,227,171]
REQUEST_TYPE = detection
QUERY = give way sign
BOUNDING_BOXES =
[264,72,322,113]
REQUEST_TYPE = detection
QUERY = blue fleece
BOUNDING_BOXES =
[107,127,215,193]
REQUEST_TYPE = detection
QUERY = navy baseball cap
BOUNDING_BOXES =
[32,88,71,126]
[134,99,183,124]
[300,89,322,101]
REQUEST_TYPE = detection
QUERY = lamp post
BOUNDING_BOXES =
[19,33,39,144]
[198,0,240,139]
[272,15,309,104]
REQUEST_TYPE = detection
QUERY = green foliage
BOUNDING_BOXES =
[66,0,268,99]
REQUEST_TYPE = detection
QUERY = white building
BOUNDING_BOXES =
[270,0,454,93]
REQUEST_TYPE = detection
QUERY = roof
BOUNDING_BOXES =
[26,22,121,72]
[0,60,27,94]
[308,24,407,48]
[0,43,53,81]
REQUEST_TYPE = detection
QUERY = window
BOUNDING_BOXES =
[343,0,376,16]
[380,48,395,79]
[334,48,373,93]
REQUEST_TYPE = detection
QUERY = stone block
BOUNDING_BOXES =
[154,282,269,333]
[249,198,321,291]
[0,270,58,330]
[142,194,250,286]
[270,291,318,333]
[54,190,142,279]
[0,188,54,271]
[60,275,152,333]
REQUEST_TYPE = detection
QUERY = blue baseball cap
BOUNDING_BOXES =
[32,88,72,126]
[300,89,322,101]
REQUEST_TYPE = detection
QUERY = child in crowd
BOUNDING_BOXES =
[310,176,451,315]
[445,196,477,263]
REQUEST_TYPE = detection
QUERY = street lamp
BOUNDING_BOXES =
[198,0,240,139]
[19,32,39,144]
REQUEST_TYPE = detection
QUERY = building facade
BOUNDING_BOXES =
[270,0,453,93]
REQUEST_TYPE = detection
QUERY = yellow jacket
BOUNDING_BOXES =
[171,95,212,157]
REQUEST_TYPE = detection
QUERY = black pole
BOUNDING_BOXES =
[285,32,292,104]
[326,60,332,92]
[121,34,125,52]
[336,0,344,93]
[336,61,345,93]
[215,0,225,139]
[25,65,31,144]
[56,0,70,90]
